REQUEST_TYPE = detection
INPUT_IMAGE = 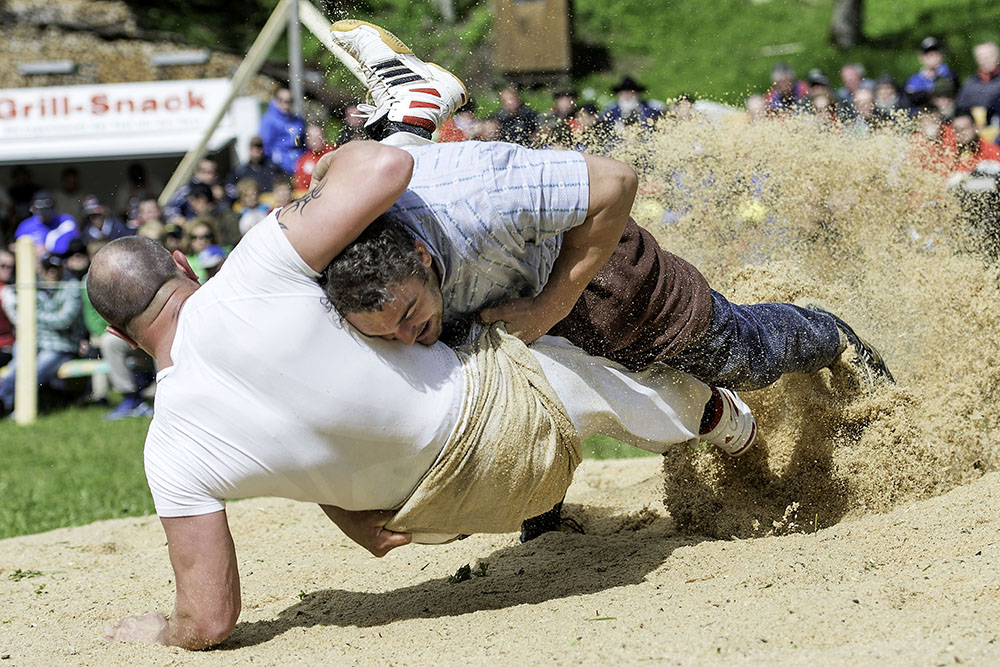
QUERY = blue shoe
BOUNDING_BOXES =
[105,395,141,421]
[130,401,154,419]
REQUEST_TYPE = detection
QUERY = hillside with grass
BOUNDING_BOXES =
[125,0,1000,110]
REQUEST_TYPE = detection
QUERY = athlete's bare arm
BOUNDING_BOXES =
[278,140,414,272]
[101,511,240,649]
[480,154,637,343]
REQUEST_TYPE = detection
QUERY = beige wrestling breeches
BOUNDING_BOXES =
[386,324,582,540]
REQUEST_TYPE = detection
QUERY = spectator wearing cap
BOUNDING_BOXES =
[600,75,662,132]
[804,71,836,123]
[293,124,336,194]
[438,97,480,142]
[79,195,133,254]
[14,190,79,257]
[806,69,832,98]
[197,244,228,281]
[0,252,85,418]
[905,37,959,112]
[494,83,539,146]
[258,87,306,174]
[0,249,14,368]
[226,136,282,202]
[956,41,1000,138]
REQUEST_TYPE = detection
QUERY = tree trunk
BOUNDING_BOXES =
[830,0,864,49]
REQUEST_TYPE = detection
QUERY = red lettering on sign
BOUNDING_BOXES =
[91,94,109,114]
[141,98,157,112]
[165,96,180,111]
[187,91,205,110]
[0,98,14,120]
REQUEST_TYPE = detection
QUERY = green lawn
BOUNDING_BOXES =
[0,405,652,540]
[0,405,154,540]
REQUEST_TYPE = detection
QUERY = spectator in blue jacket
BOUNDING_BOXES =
[258,88,305,174]
[600,76,662,131]
[14,190,79,256]
[79,195,134,252]
[905,37,958,112]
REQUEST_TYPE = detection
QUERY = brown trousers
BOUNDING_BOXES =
[550,218,713,372]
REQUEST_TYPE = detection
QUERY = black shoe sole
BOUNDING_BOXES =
[808,305,895,384]
[519,501,585,543]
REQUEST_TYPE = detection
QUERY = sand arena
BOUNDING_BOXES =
[607,112,1000,538]
[3,112,1000,664]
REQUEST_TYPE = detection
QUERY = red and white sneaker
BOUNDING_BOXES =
[699,386,757,456]
[330,19,467,135]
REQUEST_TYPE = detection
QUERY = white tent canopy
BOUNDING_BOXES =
[0,79,260,165]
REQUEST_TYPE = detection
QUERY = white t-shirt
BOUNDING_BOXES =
[144,213,466,517]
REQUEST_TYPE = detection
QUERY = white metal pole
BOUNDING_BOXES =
[13,236,36,425]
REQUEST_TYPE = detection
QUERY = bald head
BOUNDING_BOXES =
[89,236,182,335]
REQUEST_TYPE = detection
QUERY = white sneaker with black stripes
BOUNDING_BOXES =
[330,20,467,136]
[699,386,757,456]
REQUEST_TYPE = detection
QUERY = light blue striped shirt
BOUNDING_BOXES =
[385,141,590,327]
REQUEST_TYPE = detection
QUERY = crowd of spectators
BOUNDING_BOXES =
[0,85,333,421]
[1,39,998,422]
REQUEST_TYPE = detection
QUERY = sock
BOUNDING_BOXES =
[365,116,434,143]
[699,387,723,435]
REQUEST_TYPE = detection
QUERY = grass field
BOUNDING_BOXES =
[0,404,653,540]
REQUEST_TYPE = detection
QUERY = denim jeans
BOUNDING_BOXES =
[0,346,76,413]
[667,291,843,391]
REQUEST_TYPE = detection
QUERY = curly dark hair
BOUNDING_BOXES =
[319,215,427,314]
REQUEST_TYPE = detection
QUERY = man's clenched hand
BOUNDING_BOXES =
[320,505,412,557]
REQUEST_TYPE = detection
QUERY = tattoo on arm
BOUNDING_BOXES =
[276,179,327,229]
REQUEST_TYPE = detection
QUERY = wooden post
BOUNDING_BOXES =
[288,0,305,117]
[158,0,295,208]
[298,0,366,85]
[13,236,36,425]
